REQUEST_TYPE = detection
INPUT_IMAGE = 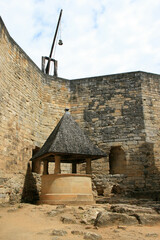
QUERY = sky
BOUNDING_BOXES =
[0,0,160,79]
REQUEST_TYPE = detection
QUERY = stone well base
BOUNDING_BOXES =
[40,174,94,205]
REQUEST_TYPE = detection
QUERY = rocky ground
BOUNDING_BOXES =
[0,201,160,240]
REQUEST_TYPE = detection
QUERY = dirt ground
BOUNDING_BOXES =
[0,203,160,240]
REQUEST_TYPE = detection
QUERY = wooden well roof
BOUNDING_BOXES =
[31,110,106,163]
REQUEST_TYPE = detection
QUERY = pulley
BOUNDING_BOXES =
[58,39,63,45]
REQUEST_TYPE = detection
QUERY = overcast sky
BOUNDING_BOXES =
[1,0,160,79]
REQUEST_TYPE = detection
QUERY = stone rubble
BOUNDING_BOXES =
[1,202,160,240]
[145,233,159,238]
[60,216,77,224]
[0,171,41,204]
[94,211,138,227]
[84,232,102,240]
[44,203,160,227]
[71,230,85,235]
[51,229,68,236]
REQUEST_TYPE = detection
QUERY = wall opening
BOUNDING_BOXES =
[48,162,55,174]
[109,146,126,174]
[48,162,72,174]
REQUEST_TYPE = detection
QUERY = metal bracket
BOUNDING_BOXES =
[42,56,58,77]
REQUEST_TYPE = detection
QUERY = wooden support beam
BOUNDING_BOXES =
[32,160,41,174]
[54,155,61,174]
[86,158,92,174]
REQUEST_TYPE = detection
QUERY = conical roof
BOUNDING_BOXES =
[31,109,106,163]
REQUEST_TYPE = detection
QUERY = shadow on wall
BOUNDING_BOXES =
[109,146,126,175]
[21,162,39,204]
[128,142,160,200]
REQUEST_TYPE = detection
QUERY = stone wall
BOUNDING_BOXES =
[140,73,160,192]
[0,17,70,173]
[0,163,41,204]
[70,72,160,195]
[1,17,160,201]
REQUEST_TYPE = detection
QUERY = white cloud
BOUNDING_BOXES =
[0,0,160,79]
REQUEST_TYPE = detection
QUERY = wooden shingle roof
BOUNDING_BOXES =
[31,110,106,163]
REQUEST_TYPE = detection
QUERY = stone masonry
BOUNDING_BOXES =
[70,73,160,197]
[0,17,160,203]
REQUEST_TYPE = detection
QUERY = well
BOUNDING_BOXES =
[40,174,94,204]
[31,109,106,205]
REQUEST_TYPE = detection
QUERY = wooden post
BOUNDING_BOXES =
[32,160,41,174]
[54,155,61,174]
[72,162,77,174]
[54,60,58,77]
[86,158,92,174]
[41,56,45,73]
[43,161,49,175]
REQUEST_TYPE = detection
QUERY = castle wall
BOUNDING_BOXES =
[70,73,156,193]
[0,18,70,173]
[141,73,160,191]
[1,17,160,202]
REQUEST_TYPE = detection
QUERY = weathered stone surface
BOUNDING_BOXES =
[110,204,157,215]
[0,18,71,175]
[84,232,102,240]
[145,233,159,238]
[47,207,73,217]
[138,213,160,225]
[109,204,160,225]
[94,211,138,227]
[60,216,76,224]
[47,210,61,217]
[1,17,160,200]
[51,229,67,236]
[82,207,105,224]
[0,170,41,204]
[56,205,66,209]
[71,73,160,196]
[71,230,85,235]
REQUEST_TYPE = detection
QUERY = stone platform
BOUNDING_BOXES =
[40,174,95,205]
